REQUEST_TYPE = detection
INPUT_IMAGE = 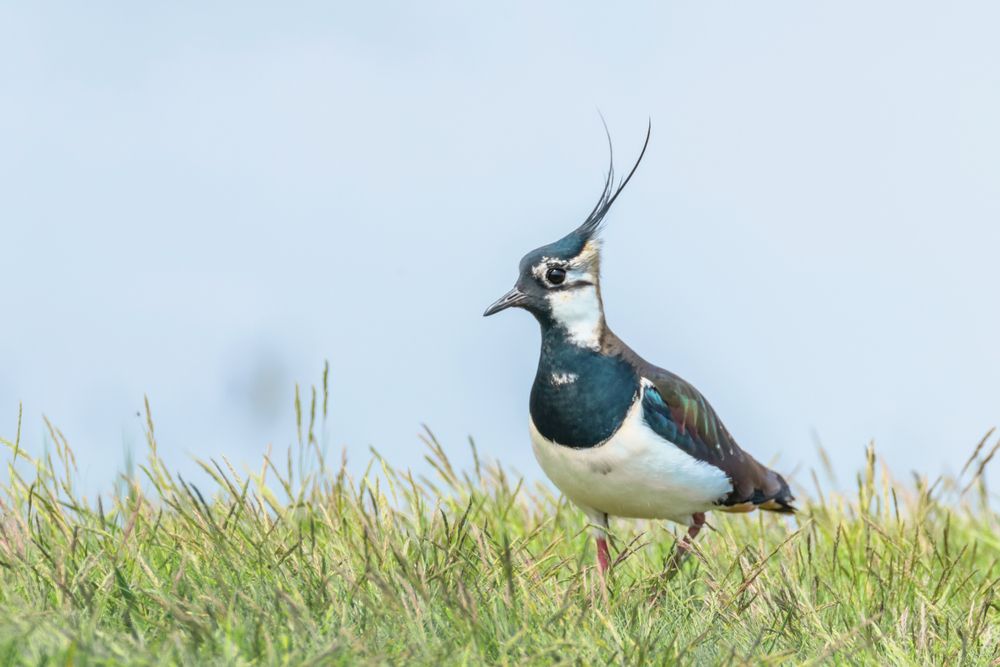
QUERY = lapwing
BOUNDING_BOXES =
[483,127,795,574]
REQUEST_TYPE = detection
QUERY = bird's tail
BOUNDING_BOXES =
[719,470,796,514]
[759,471,796,513]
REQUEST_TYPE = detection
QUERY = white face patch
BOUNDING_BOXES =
[546,285,603,350]
[529,240,605,349]
[550,372,579,386]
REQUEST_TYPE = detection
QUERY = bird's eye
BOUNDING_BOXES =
[546,267,566,285]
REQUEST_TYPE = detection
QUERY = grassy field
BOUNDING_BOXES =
[1,380,999,665]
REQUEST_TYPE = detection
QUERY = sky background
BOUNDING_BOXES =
[2,2,999,496]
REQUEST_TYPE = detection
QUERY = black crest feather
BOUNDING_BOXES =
[574,119,652,240]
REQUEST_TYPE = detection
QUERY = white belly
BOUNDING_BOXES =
[529,398,733,524]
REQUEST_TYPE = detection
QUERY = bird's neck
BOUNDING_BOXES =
[542,284,606,351]
[530,311,638,449]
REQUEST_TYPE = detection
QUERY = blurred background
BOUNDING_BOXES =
[2,2,998,495]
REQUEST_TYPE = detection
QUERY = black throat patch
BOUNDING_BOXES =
[529,327,639,449]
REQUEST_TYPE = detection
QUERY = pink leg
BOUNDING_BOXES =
[596,536,610,574]
[687,512,705,542]
[667,512,705,576]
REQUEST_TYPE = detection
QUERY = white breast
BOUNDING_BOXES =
[529,393,733,524]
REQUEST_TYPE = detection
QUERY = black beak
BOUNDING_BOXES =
[483,286,527,317]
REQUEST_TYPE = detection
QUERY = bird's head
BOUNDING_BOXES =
[483,125,650,349]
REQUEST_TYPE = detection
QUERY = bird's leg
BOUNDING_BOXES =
[587,511,611,575]
[596,535,611,574]
[665,512,706,575]
[681,512,706,548]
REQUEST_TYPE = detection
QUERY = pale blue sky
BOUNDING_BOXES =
[2,2,999,494]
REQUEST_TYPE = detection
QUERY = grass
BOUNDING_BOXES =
[1,374,999,665]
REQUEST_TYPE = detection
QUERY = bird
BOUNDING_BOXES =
[483,126,795,575]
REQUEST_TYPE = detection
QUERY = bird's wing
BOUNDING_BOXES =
[638,365,794,511]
